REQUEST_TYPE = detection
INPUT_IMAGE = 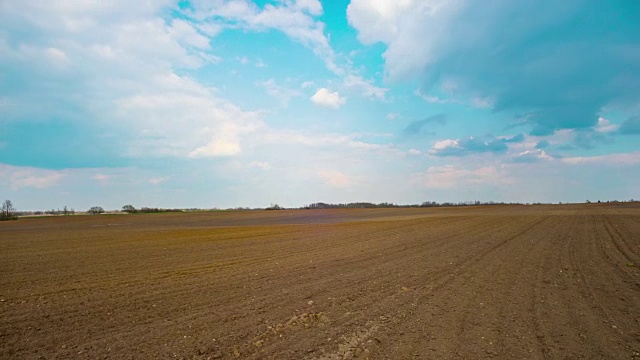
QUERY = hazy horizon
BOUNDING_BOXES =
[1,1,639,210]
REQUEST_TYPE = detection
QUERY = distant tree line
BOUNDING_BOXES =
[40,206,75,215]
[301,201,522,209]
[121,205,183,214]
[303,202,398,209]
[265,203,284,210]
[5,198,639,218]
[417,200,519,207]
[301,199,640,209]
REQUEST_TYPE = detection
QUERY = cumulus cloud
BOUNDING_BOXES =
[0,0,387,171]
[189,1,387,100]
[187,122,253,158]
[347,0,462,78]
[0,2,269,162]
[189,139,241,157]
[595,117,618,133]
[189,0,339,73]
[115,80,264,158]
[348,0,640,135]
[513,149,552,163]
[294,0,323,16]
[310,88,346,109]
[429,135,511,156]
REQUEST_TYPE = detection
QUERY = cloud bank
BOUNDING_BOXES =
[348,0,640,136]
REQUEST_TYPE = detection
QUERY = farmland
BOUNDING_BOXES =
[1,204,639,359]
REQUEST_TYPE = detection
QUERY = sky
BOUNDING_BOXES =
[1,0,639,211]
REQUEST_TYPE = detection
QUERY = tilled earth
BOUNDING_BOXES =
[1,204,639,359]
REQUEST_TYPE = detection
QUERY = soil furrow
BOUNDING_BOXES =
[2,204,640,359]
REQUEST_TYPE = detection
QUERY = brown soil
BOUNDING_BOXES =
[1,204,639,359]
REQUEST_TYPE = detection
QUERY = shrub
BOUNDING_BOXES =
[88,206,105,215]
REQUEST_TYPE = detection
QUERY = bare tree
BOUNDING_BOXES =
[87,206,105,215]
[1,200,17,221]
[122,204,136,213]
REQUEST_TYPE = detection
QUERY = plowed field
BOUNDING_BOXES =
[1,204,639,359]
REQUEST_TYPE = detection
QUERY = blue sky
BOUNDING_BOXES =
[1,0,639,210]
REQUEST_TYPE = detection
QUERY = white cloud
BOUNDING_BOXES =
[188,1,385,103]
[195,22,222,37]
[191,0,337,73]
[13,172,63,190]
[560,152,640,166]
[248,161,272,170]
[431,139,460,151]
[258,78,301,106]
[92,174,111,183]
[317,170,353,188]
[187,124,245,158]
[514,149,552,163]
[348,1,640,136]
[428,134,513,157]
[294,0,323,16]
[259,129,350,147]
[111,18,215,69]
[116,83,263,158]
[415,89,460,105]
[347,0,461,80]
[258,129,408,164]
[311,88,346,108]
[148,177,168,185]
[343,74,388,100]
[45,47,69,65]
[594,117,618,133]
[0,164,64,190]
[417,165,514,189]
[415,89,493,108]
[189,139,241,157]
[0,0,237,154]
[168,18,210,50]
